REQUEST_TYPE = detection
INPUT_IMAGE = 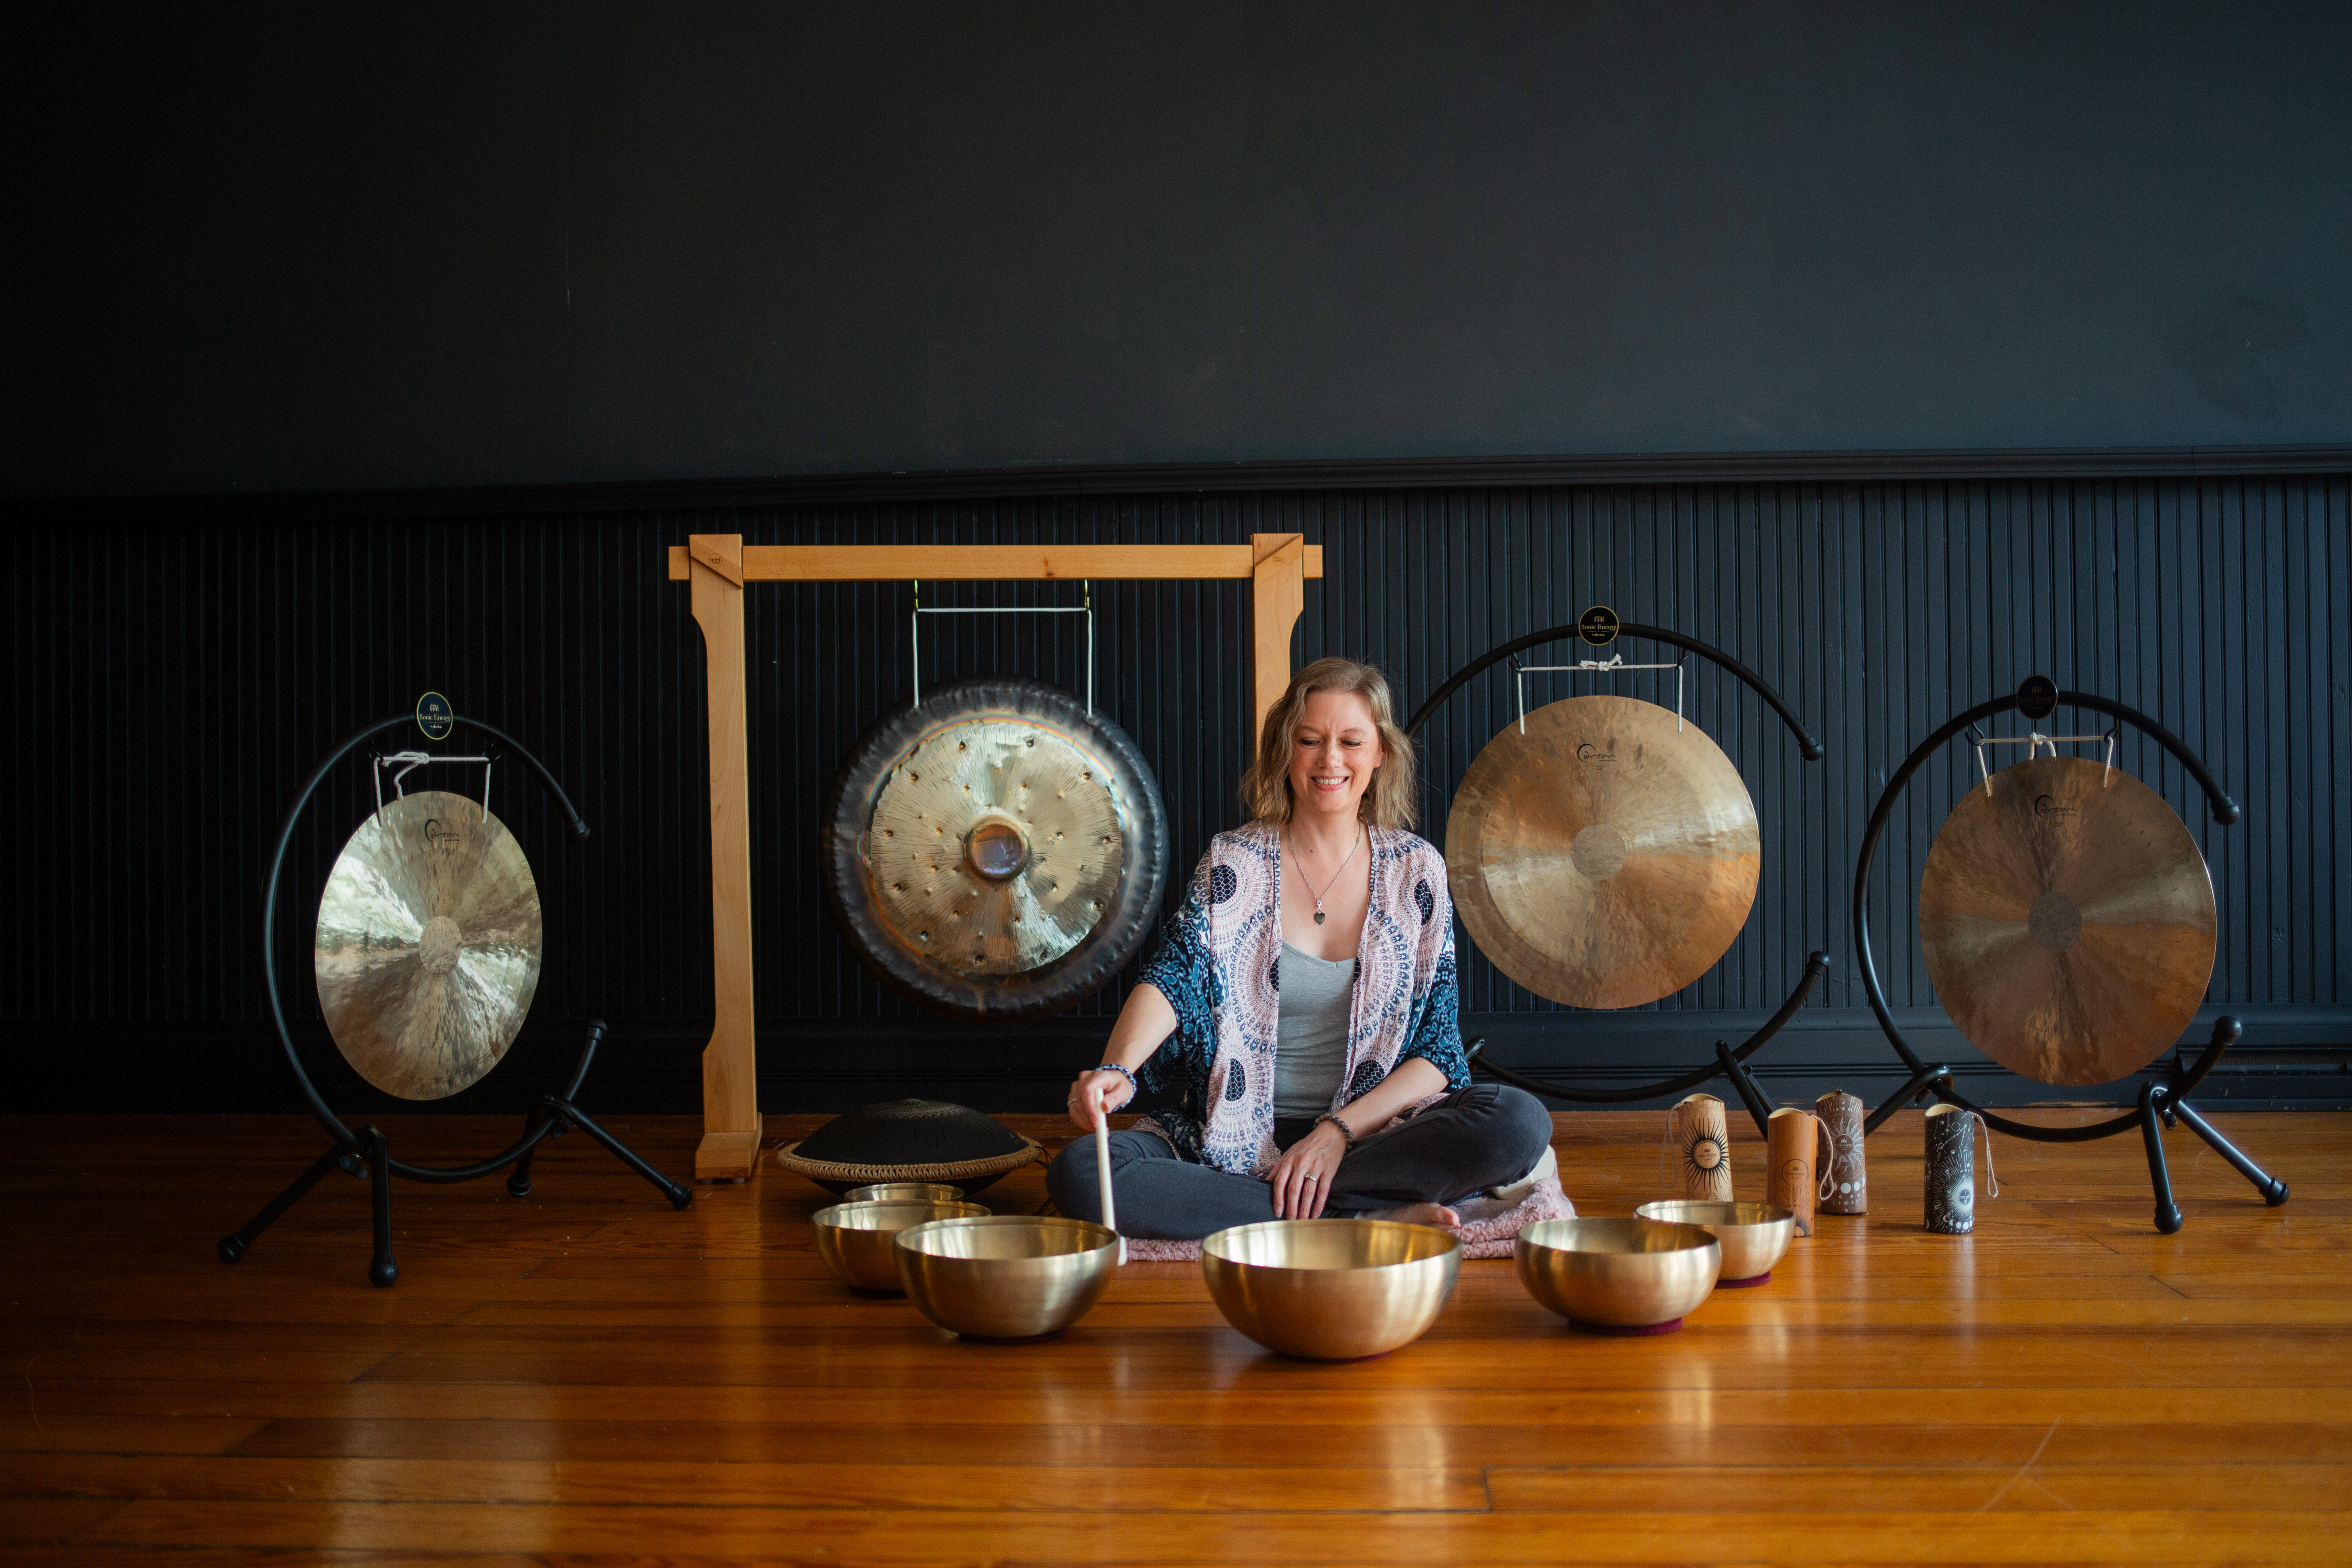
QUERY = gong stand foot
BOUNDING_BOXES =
[223,1011,692,1284]
[543,1097,696,1210]
[218,1141,361,1265]
[363,1126,399,1287]
[2165,1095,2290,1205]
[2138,1085,2185,1236]
[1861,1064,1954,1137]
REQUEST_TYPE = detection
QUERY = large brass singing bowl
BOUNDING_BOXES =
[893,1216,1119,1339]
[1200,1220,1461,1361]
[1516,1218,1721,1332]
[842,1182,968,1205]
[813,1201,988,1293]
[1634,1200,1795,1286]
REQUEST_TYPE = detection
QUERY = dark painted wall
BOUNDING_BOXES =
[15,471,2349,1114]
[7,2,2350,495]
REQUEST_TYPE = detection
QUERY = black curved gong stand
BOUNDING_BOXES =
[218,715,691,1288]
[1405,623,1831,1136]
[1851,687,2288,1234]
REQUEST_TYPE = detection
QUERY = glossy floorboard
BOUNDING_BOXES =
[0,1107,2343,1566]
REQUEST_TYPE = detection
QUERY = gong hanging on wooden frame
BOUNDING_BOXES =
[822,676,1169,1020]
[1445,693,1762,1010]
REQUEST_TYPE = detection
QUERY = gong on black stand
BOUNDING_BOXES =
[1405,610,1831,1136]
[218,703,692,1287]
[1851,675,2288,1233]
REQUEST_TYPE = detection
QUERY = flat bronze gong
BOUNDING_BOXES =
[1446,694,1761,1009]
[822,676,1169,1020]
[1919,755,2215,1086]
[314,790,543,1100]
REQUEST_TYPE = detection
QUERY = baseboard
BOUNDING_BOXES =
[20,1005,2350,1115]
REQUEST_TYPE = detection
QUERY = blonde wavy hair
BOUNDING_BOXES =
[1243,657,1418,830]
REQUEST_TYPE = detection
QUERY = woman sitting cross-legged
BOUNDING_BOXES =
[1047,656,1556,1239]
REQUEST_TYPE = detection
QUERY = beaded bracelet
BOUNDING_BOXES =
[1092,1062,1139,1106]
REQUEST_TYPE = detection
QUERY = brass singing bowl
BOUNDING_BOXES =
[1200,1220,1462,1361]
[842,1182,969,1205]
[1634,1200,1795,1285]
[813,1201,989,1293]
[1516,1218,1721,1331]
[893,1216,1119,1339]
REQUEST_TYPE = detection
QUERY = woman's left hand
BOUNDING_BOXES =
[1267,1121,1348,1219]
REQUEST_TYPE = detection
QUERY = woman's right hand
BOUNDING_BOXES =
[1066,1068,1134,1132]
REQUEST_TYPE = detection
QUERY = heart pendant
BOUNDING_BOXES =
[1314,910,1327,925]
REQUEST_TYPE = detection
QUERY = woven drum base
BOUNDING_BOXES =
[774,1138,1043,1197]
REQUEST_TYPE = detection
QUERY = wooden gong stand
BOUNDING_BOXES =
[667,534,1324,1180]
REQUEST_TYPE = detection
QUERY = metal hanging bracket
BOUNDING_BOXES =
[374,750,493,824]
[1966,724,2120,797]
[1512,651,1686,733]
[910,579,1095,713]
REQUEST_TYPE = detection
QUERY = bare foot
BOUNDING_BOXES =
[1364,1201,1459,1227]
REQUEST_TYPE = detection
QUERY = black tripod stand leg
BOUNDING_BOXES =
[1863,1065,1951,1136]
[506,1105,551,1198]
[1714,1042,1775,1140]
[362,1126,399,1287]
[2138,1087,2184,1235]
[2167,1098,2290,1206]
[218,1143,350,1264]
[548,1099,694,1209]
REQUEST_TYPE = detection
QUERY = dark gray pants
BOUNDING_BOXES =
[1046,1083,1553,1240]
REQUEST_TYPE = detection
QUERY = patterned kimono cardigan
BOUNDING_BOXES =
[1134,820,1470,1175]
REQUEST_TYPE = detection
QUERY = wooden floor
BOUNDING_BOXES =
[1,1107,2345,1566]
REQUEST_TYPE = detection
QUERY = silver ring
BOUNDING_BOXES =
[1303,1173,1318,1182]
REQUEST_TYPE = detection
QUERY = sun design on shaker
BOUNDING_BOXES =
[1681,1130,1729,1186]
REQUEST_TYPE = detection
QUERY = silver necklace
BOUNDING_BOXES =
[1287,824,1364,926]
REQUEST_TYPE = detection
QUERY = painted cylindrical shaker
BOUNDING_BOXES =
[1766,1107,1819,1236]
[1672,1094,1734,1201]
[1923,1104,1978,1235]
[1815,1091,1868,1215]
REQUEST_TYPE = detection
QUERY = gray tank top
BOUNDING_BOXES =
[1274,940,1356,1118]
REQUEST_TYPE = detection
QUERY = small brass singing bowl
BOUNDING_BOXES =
[1515,1218,1721,1335]
[1634,1200,1795,1287]
[813,1201,988,1293]
[893,1216,1119,1340]
[1200,1220,1462,1361]
[842,1182,970,1206]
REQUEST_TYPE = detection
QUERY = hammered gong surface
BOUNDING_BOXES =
[1446,695,1760,1010]
[823,677,1169,1020]
[313,790,542,1100]
[1919,755,2215,1086]
[866,717,1124,976]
